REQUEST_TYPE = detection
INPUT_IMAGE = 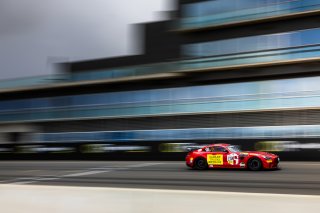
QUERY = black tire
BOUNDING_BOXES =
[247,158,262,171]
[194,158,208,170]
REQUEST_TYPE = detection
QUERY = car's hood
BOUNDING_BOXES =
[240,151,278,158]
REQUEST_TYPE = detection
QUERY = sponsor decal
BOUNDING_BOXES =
[207,154,223,165]
[190,157,193,163]
[240,162,246,167]
[227,153,239,165]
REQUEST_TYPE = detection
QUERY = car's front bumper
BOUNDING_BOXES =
[263,157,280,169]
[185,155,194,168]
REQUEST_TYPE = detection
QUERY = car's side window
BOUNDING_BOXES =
[213,146,226,152]
[204,147,214,152]
[205,146,227,152]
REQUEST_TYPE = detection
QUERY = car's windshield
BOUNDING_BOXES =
[228,145,242,152]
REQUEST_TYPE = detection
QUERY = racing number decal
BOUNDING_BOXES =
[227,153,239,165]
[207,154,223,165]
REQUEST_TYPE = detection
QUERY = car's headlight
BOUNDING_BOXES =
[263,156,272,160]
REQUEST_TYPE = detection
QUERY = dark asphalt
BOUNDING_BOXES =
[0,161,319,195]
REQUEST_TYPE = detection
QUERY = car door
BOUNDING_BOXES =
[225,150,240,168]
[206,146,228,168]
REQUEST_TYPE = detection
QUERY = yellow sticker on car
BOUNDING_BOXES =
[207,154,223,165]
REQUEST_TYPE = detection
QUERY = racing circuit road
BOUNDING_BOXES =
[0,161,319,195]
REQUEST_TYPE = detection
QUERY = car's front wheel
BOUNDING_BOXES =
[194,158,208,170]
[247,158,262,171]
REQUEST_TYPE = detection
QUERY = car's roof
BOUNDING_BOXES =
[204,143,230,148]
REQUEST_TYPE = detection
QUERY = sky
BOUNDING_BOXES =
[0,0,176,80]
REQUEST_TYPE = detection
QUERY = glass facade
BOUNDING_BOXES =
[1,1,320,161]
[0,63,177,91]
[0,74,69,90]
[180,0,320,30]
[70,62,176,81]
[1,76,320,122]
[183,0,295,17]
[181,27,320,70]
[36,125,320,143]
[183,28,320,58]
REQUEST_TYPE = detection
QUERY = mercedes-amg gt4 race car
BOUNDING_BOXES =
[186,143,279,170]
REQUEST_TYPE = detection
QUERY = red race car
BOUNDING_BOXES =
[186,143,279,170]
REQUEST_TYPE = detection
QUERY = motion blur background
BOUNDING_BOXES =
[1,0,320,161]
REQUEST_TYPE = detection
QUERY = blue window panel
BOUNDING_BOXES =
[70,95,320,117]
[180,0,320,30]
[183,28,320,58]
[30,98,51,108]
[182,0,287,18]
[35,124,320,143]
[72,70,113,81]
[5,74,320,121]
[3,94,320,122]
[181,45,320,71]
[0,74,69,92]
[70,62,176,84]
[0,75,64,90]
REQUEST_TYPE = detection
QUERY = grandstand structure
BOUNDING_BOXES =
[1,0,320,160]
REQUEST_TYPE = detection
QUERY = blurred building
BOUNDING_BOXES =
[1,0,320,160]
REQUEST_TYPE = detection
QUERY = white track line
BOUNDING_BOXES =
[126,162,164,168]
[62,170,110,177]
[6,162,164,185]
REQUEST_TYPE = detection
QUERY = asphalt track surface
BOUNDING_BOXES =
[0,161,319,195]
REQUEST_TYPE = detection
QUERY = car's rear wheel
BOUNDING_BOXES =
[194,158,208,170]
[247,158,262,171]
